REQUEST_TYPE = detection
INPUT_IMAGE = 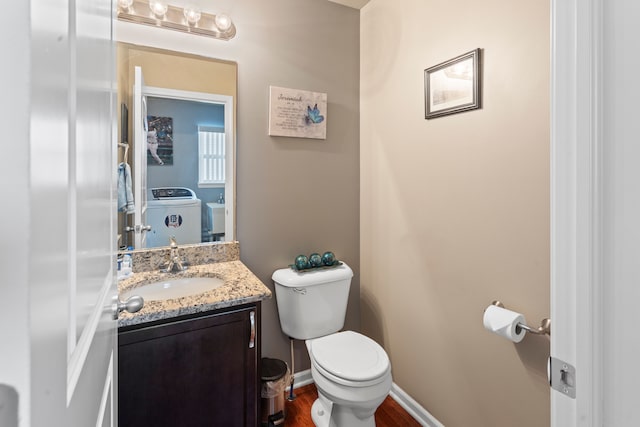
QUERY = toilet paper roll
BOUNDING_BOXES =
[483,304,526,343]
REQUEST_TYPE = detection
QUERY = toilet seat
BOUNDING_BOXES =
[308,331,390,387]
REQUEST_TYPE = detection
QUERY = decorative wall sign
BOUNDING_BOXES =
[424,49,481,119]
[147,115,173,165]
[269,86,327,139]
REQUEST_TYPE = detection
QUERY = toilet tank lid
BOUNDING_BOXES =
[272,263,353,288]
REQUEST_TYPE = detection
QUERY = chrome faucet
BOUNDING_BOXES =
[160,236,188,273]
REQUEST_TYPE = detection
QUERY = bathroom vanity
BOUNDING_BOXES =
[117,243,271,427]
[119,303,260,426]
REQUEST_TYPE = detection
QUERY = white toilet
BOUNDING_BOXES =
[272,263,392,427]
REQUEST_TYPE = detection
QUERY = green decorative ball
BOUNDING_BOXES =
[295,255,310,270]
[322,251,335,266]
[309,253,323,267]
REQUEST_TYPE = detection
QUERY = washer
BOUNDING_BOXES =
[146,187,201,248]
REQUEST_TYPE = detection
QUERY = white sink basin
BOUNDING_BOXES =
[122,277,224,301]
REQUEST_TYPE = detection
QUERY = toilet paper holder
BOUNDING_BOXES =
[491,301,551,336]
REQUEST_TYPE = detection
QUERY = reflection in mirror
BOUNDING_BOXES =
[117,43,237,250]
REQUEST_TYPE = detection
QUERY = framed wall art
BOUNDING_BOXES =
[268,86,327,139]
[146,115,173,165]
[424,48,481,119]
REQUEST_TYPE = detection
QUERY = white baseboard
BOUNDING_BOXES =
[389,383,444,427]
[286,369,314,393]
[287,370,444,427]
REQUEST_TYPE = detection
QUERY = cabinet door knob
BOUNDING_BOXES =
[112,295,144,320]
[249,311,255,349]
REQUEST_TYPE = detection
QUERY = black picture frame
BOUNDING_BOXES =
[424,48,481,119]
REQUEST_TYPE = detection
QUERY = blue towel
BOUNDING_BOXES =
[118,162,135,213]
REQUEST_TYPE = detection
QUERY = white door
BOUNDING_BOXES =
[133,66,150,249]
[0,0,118,426]
[34,0,118,424]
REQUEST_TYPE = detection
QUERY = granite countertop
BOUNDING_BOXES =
[118,260,271,328]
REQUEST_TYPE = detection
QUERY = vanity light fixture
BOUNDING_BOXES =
[117,0,236,41]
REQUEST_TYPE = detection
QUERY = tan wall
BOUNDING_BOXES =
[115,0,361,370]
[233,1,360,369]
[360,1,550,426]
[120,44,237,96]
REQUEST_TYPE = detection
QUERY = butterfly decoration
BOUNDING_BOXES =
[305,104,325,125]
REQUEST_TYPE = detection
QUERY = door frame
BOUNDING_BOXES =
[141,85,235,243]
[133,66,149,249]
[550,0,603,425]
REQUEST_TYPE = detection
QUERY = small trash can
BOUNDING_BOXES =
[261,357,289,427]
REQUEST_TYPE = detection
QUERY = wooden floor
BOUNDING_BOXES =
[284,384,421,427]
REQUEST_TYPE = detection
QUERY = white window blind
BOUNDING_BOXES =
[198,125,225,187]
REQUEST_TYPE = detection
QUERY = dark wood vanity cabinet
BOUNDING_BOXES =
[118,303,261,427]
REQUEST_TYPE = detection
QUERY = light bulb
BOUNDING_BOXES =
[183,6,201,25]
[214,14,232,32]
[148,0,168,17]
[118,0,134,8]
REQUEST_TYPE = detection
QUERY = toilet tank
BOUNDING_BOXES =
[272,263,353,340]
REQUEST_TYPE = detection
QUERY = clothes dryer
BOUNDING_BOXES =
[146,187,201,248]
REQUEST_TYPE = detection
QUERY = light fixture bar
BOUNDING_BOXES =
[117,1,236,41]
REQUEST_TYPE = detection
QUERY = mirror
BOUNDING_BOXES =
[117,43,237,250]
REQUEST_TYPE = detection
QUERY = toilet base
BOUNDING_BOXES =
[311,398,333,427]
[310,392,377,427]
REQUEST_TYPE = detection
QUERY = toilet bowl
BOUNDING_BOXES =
[306,331,392,427]
[272,264,392,426]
